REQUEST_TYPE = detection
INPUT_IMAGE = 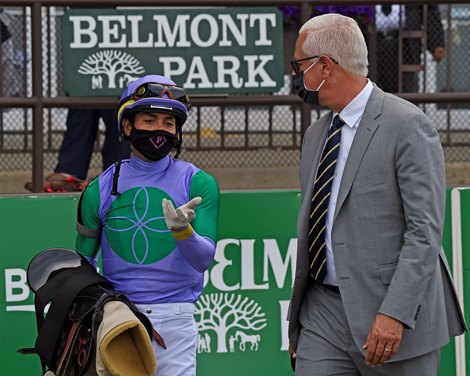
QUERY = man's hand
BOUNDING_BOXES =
[288,345,296,372]
[162,197,202,231]
[363,313,403,366]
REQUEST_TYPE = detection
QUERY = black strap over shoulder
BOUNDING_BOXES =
[34,263,112,370]
[76,190,101,239]
[76,222,101,238]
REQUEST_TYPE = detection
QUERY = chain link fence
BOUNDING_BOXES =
[0,2,469,191]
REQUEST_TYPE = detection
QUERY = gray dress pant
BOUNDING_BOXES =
[296,282,441,376]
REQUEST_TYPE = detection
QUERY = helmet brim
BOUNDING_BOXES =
[119,97,188,129]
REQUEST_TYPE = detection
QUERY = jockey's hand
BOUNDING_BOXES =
[162,197,202,231]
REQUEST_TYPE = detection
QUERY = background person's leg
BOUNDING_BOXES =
[376,35,399,93]
[55,108,100,180]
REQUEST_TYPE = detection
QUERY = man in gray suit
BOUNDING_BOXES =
[288,13,466,375]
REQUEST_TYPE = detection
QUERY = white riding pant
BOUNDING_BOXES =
[136,302,197,376]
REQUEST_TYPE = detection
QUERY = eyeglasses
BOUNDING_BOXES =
[132,82,192,111]
[290,55,339,74]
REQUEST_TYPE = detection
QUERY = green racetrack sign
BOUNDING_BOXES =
[62,7,284,96]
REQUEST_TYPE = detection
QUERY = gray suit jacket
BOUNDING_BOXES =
[288,85,467,362]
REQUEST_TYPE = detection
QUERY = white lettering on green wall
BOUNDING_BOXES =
[208,238,297,292]
[69,13,276,49]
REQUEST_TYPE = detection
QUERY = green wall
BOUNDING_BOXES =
[0,189,467,375]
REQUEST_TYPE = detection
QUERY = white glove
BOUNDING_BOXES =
[162,197,202,231]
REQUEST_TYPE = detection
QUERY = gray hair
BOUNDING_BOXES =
[299,13,369,77]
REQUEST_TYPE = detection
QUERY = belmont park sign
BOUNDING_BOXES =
[61,7,284,96]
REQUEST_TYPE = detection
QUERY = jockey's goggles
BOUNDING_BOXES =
[130,82,192,111]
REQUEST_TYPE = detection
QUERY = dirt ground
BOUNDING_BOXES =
[0,167,300,194]
[444,162,470,187]
[1,163,469,195]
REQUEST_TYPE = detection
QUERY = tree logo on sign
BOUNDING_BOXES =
[78,50,145,89]
[195,293,267,353]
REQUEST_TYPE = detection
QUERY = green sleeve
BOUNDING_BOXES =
[75,177,102,257]
[189,170,220,242]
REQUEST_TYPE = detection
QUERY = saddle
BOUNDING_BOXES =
[18,248,164,376]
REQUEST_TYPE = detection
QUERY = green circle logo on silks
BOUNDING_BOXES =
[105,186,176,264]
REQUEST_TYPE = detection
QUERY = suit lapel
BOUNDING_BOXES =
[333,87,384,222]
[299,115,331,236]
[305,115,331,190]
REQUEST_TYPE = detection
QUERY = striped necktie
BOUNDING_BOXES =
[309,115,345,283]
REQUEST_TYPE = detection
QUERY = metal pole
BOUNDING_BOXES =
[31,2,43,192]
[299,0,311,137]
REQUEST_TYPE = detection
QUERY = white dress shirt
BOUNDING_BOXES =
[323,79,374,286]
[375,4,406,33]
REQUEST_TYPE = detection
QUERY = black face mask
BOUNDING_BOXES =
[129,129,180,161]
[292,60,325,105]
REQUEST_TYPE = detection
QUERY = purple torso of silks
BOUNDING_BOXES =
[96,154,213,304]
